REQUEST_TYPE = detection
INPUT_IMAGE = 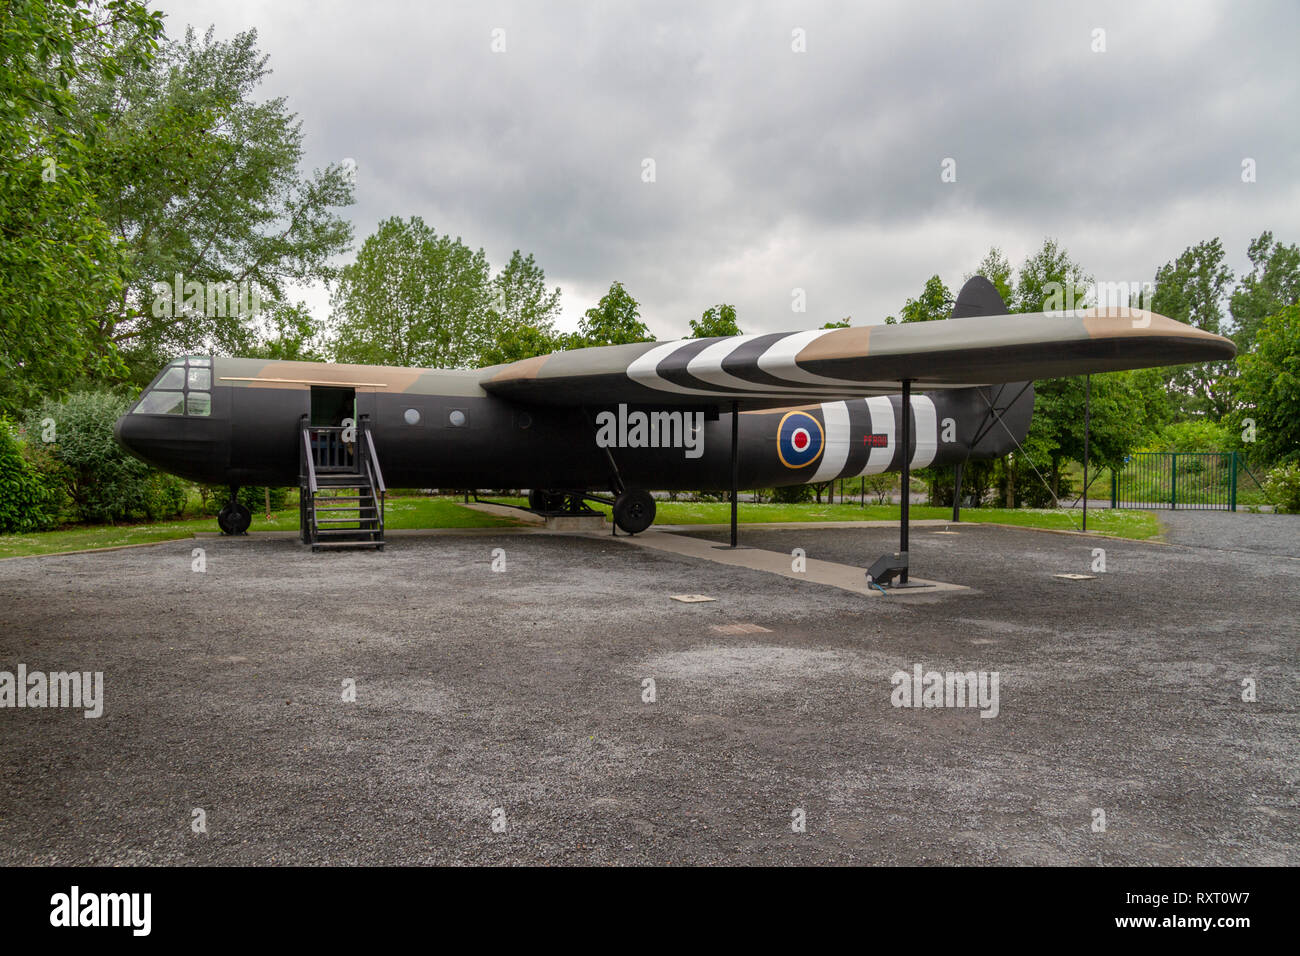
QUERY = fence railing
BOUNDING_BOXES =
[1111,451,1239,511]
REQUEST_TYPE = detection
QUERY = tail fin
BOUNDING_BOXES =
[952,276,1034,451]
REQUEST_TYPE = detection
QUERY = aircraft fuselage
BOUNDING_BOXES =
[114,356,1032,492]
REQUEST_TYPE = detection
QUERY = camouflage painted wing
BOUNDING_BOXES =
[479,308,1235,409]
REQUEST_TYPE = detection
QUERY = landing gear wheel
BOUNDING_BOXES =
[612,489,655,534]
[528,489,567,512]
[217,500,252,535]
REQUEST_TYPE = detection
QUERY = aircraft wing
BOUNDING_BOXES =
[479,308,1235,409]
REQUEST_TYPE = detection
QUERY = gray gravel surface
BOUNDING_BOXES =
[0,522,1295,865]
[1155,509,1300,556]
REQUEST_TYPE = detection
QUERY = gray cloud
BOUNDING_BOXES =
[158,0,1300,338]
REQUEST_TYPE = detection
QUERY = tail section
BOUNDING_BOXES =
[950,276,1034,452]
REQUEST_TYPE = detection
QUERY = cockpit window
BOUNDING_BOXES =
[156,366,185,390]
[133,355,213,416]
[136,391,186,415]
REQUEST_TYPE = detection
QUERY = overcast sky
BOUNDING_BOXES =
[155,0,1300,339]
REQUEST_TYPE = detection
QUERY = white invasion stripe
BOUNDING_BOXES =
[756,330,876,387]
[910,395,937,468]
[686,335,781,391]
[859,397,895,475]
[627,338,850,398]
[631,335,915,398]
[680,334,888,395]
[625,340,703,395]
[808,401,851,483]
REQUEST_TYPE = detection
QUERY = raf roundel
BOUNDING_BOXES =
[776,410,824,469]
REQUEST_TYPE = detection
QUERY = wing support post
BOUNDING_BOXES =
[714,400,742,550]
[867,379,930,589]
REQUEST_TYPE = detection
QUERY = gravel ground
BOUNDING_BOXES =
[1155,509,1300,556]
[0,521,1295,866]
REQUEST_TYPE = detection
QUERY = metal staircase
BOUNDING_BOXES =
[299,415,386,551]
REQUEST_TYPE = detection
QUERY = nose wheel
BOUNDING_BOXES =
[612,489,655,535]
[217,487,251,535]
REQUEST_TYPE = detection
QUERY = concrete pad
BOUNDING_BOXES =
[545,514,607,532]
[462,501,543,524]
[610,529,967,597]
[655,518,955,532]
[462,501,606,532]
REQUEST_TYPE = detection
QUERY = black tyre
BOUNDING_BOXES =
[612,489,655,534]
[218,501,252,535]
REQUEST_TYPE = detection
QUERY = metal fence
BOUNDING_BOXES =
[1110,451,1240,511]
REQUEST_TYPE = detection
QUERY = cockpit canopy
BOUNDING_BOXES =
[131,355,213,416]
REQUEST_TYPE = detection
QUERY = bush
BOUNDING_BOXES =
[1018,472,1075,509]
[771,483,813,504]
[197,484,291,515]
[1263,462,1300,514]
[24,390,188,524]
[0,422,62,533]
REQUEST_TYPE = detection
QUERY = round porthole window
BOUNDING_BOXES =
[403,408,421,425]
[448,409,467,427]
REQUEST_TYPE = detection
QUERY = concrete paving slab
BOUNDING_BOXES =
[611,529,967,597]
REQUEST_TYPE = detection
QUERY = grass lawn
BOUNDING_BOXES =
[488,496,1164,539]
[0,496,522,559]
[0,494,1163,559]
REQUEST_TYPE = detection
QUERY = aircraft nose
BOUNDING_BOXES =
[113,412,163,468]
[113,413,138,455]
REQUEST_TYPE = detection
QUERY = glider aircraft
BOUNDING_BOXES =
[114,278,1235,582]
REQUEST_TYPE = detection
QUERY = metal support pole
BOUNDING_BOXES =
[730,400,739,549]
[900,380,911,584]
[1083,374,1090,532]
[1230,451,1238,512]
[952,461,964,523]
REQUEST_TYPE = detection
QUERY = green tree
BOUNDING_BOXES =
[968,246,1015,304]
[478,326,562,367]
[1229,231,1300,351]
[243,301,324,362]
[1149,238,1235,417]
[1029,373,1147,503]
[1013,237,1091,314]
[690,304,741,338]
[331,216,492,368]
[74,26,354,380]
[575,281,652,347]
[0,0,164,417]
[884,275,953,325]
[480,250,562,364]
[1233,305,1300,465]
[821,317,851,329]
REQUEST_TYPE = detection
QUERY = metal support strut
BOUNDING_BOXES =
[729,400,739,548]
[899,380,911,584]
[865,380,913,588]
[1082,374,1091,533]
